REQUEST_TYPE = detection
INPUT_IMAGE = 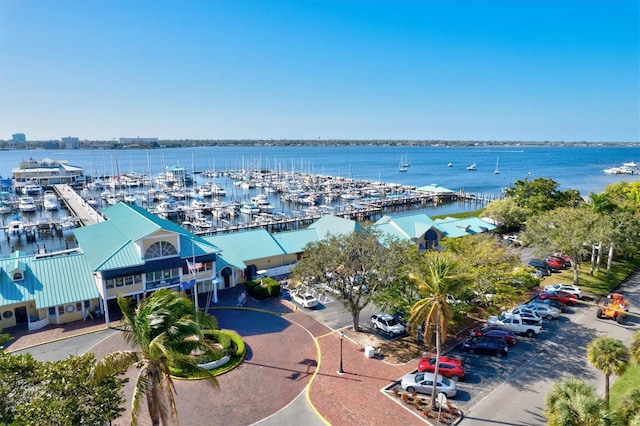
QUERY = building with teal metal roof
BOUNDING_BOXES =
[0,251,99,330]
[0,200,497,332]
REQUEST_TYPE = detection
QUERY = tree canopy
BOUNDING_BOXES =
[291,228,409,331]
[0,352,126,425]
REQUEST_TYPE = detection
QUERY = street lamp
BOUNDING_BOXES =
[337,331,345,375]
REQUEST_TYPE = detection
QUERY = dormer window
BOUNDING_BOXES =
[12,271,23,281]
[144,241,178,259]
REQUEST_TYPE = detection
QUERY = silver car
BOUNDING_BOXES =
[525,302,561,319]
[400,372,457,397]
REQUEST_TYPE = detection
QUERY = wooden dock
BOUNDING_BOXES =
[53,184,105,226]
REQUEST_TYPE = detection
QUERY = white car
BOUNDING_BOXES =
[544,283,582,299]
[525,302,561,320]
[292,291,318,308]
[371,313,406,337]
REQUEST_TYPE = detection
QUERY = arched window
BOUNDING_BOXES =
[144,241,177,259]
[12,271,23,281]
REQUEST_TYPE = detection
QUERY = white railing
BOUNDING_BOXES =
[28,316,50,331]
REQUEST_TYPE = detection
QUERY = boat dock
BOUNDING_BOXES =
[52,184,105,226]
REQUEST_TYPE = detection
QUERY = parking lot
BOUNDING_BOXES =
[289,278,640,425]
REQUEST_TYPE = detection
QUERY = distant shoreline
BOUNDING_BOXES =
[3,139,640,151]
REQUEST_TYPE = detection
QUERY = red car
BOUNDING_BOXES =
[538,290,578,305]
[543,257,564,271]
[470,326,517,345]
[417,355,465,381]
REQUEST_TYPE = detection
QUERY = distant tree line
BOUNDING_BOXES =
[1,139,639,150]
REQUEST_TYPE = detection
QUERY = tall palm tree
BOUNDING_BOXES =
[92,288,219,425]
[586,336,630,410]
[544,377,608,426]
[408,252,468,408]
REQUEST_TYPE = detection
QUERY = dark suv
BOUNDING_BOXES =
[462,336,509,358]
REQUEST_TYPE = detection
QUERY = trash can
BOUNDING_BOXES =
[364,345,375,358]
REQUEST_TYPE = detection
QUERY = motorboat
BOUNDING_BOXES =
[8,220,24,235]
[240,202,260,215]
[155,201,180,219]
[467,163,477,171]
[43,190,60,210]
[252,194,275,213]
[18,196,37,212]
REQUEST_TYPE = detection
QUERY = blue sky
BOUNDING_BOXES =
[1,0,638,142]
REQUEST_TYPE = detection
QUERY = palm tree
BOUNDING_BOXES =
[92,288,219,425]
[408,252,468,408]
[586,336,630,410]
[544,377,608,426]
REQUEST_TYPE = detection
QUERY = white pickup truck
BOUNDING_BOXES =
[487,313,543,338]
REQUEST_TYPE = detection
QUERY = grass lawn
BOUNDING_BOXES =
[541,258,640,297]
[610,363,640,412]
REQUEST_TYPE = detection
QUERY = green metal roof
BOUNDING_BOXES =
[0,252,98,309]
[271,228,319,253]
[204,229,286,270]
[74,202,219,272]
[373,214,439,241]
[416,183,456,194]
[308,215,359,238]
[435,217,497,238]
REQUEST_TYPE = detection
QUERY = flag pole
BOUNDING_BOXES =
[192,236,199,314]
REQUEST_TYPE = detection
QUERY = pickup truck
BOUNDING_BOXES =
[487,313,543,338]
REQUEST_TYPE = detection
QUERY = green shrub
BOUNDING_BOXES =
[245,277,281,299]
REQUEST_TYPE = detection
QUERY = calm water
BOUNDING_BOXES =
[2,144,639,196]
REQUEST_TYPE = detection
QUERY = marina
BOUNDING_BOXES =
[1,144,638,258]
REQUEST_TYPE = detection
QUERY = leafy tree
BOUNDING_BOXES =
[482,197,529,230]
[586,336,630,410]
[521,206,613,284]
[440,234,538,310]
[92,288,220,426]
[408,251,470,409]
[0,352,125,425]
[544,377,608,426]
[291,228,405,331]
[504,177,583,217]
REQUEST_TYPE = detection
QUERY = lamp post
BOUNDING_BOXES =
[337,331,344,375]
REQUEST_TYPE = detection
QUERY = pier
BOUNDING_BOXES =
[52,184,104,226]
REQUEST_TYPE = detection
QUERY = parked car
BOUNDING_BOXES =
[551,253,572,267]
[292,291,319,308]
[543,257,565,271]
[538,290,578,305]
[400,372,457,397]
[525,302,561,319]
[528,259,552,275]
[506,306,543,323]
[469,326,517,345]
[417,355,466,381]
[533,297,567,312]
[462,336,509,357]
[543,283,582,299]
[371,313,406,337]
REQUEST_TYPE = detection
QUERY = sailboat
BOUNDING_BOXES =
[398,156,409,172]
[494,158,500,175]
